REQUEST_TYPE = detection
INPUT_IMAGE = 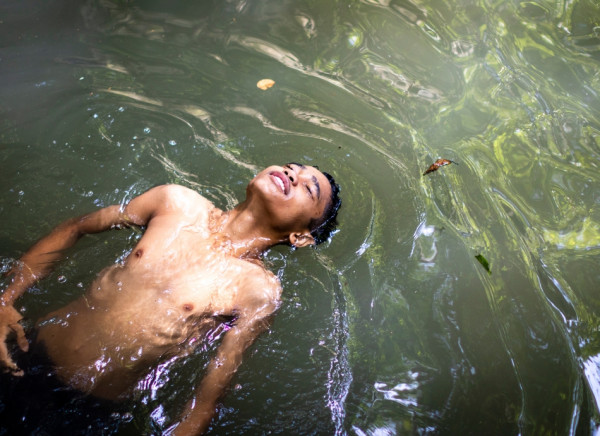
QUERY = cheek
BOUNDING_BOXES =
[291,201,321,225]
[271,203,314,229]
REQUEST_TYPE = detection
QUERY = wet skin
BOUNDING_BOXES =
[0,164,333,434]
[35,188,280,399]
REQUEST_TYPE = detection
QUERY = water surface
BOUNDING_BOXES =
[1,0,600,434]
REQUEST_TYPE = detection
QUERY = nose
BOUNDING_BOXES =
[283,167,298,185]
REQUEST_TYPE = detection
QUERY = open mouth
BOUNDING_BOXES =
[270,171,290,195]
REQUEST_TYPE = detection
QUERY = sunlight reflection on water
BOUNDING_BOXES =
[0,0,599,434]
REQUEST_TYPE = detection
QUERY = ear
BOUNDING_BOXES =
[289,231,315,248]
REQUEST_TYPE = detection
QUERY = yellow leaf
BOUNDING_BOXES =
[256,78,275,90]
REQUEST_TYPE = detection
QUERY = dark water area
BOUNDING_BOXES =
[1,0,600,434]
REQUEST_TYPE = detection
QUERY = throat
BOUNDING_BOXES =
[209,234,264,263]
[211,206,284,259]
[208,208,228,233]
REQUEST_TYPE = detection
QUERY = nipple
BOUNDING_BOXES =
[183,303,194,312]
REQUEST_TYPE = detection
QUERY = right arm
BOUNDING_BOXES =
[0,184,178,373]
[0,204,125,373]
[1,205,126,307]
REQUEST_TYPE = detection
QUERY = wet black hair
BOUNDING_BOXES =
[308,170,341,245]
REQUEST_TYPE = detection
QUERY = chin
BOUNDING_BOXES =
[249,174,282,201]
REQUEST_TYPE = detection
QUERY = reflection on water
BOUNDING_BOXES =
[1,0,599,434]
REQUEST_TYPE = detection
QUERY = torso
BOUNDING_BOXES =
[35,187,281,399]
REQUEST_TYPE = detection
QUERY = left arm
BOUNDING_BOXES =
[172,306,275,435]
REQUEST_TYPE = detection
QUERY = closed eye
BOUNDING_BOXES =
[305,184,314,199]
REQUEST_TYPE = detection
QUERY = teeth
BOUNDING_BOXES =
[274,176,285,193]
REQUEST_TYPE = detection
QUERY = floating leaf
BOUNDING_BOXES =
[475,254,491,274]
[257,78,275,90]
[423,158,457,175]
[98,124,112,143]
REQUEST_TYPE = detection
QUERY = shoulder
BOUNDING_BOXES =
[141,184,216,217]
[154,184,213,209]
[123,184,217,227]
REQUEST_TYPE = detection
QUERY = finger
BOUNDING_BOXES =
[10,322,29,352]
[0,327,10,364]
[0,338,21,375]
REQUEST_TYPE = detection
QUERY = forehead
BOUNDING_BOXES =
[291,163,324,177]
[295,162,330,183]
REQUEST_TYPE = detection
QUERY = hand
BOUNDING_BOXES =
[0,304,29,376]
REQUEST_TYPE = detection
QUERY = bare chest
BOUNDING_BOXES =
[36,241,274,395]
[93,241,263,318]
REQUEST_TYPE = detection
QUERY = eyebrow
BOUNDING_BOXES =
[312,175,321,200]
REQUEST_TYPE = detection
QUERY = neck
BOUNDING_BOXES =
[212,203,286,260]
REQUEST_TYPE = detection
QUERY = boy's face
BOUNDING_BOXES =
[247,163,332,235]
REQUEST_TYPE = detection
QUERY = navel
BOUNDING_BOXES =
[134,248,144,258]
[183,303,194,312]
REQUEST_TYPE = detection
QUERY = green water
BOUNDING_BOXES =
[1,0,599,434]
